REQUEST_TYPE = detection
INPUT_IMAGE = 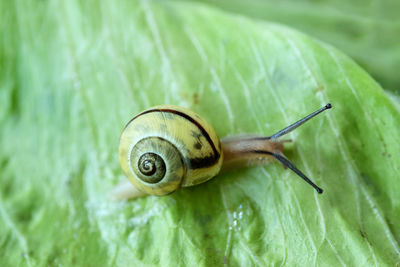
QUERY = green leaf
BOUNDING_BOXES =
[1,0,400,266]
[184,0,400,93]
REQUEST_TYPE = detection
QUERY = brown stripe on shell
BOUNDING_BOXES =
[188,154,220,169]
[125,108,221,169]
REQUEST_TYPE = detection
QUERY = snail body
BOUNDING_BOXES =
[117,103,331,200]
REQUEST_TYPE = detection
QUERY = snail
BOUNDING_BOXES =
[112,103,332,200]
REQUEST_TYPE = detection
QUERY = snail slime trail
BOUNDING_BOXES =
[116,104,332,200]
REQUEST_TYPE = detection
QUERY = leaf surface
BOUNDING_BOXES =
[1,0,399,266]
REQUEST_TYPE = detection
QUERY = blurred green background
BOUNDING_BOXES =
[188,0,400,93]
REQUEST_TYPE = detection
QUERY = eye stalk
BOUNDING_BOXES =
[267,103,332,194]
[221,103,332,194]
[269,103,332,140]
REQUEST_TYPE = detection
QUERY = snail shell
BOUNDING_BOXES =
[119,105,223,196]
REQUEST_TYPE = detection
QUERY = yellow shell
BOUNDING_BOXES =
[119,105,223,196]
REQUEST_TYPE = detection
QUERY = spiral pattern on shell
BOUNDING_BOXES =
[119,105,223,196]
[137,152,166,182]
